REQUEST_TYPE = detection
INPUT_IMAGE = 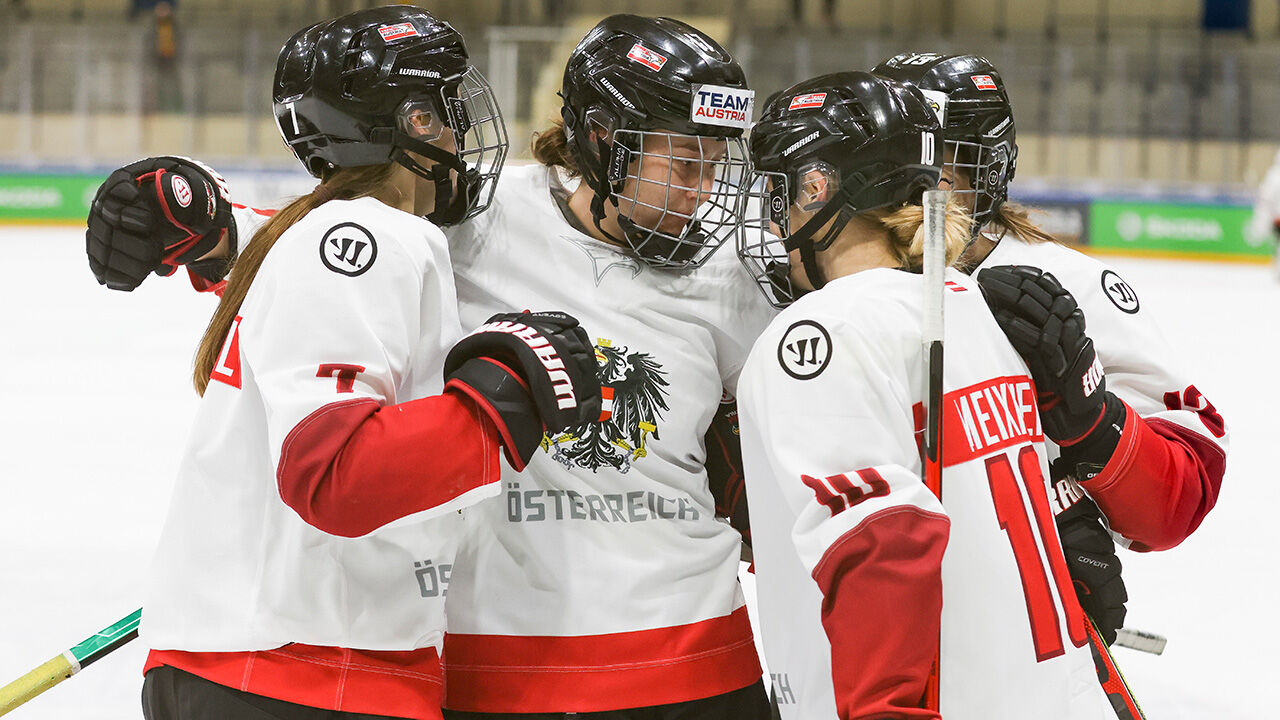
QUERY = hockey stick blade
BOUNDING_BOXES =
[1113,628,1167,656]
[0,609,141,716]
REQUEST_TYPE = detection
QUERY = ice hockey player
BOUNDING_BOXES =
[874,52,1229,646]
[98,8,599,720]
[85,12,777,720]
[736,70,1116,720]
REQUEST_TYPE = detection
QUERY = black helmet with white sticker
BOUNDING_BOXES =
[273,5,507,226]
[873,52,1016,232]
[559,14,754,269]
[740,71,943,306]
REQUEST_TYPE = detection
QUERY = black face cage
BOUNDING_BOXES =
[603,128,752,270]
[941,133,1010,230]
[738,169,797,307]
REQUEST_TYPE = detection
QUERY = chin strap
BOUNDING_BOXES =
[784,183,858,293]
[391,130,479,227]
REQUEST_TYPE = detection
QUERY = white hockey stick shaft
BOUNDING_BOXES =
[1113,628,1168,655]
[921,189,946,498]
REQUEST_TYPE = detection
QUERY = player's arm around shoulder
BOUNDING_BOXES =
[978,250,1226,551]
[738,303,947,720]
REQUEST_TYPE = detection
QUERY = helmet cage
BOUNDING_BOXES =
[600,128,751,270]
[739,170,797,307]
[940,123,1013,231]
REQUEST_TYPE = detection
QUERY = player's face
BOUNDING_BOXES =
[400,105,459,217]
[617,131,725,236]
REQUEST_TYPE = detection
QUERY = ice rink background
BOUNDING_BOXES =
[1,226,1276,718]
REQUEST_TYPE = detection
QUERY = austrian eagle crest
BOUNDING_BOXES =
[543,338,670,473]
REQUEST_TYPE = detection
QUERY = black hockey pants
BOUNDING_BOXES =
[141,665,413,720]
[441,678,771,720]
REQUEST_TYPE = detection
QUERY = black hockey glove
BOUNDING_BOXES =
[976,265,1126,464]
[1055,492,1127,645]
[444,311,602,470]
[86,156,236,291]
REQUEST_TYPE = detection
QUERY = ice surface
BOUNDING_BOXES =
[1,227,1275,718]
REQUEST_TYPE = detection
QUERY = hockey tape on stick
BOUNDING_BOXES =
[0,609,140,716]
[1113,628,1167,656]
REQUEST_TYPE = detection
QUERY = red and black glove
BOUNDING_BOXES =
[444,311,602,470]
[976,265,1126,467]
[86,156,236,291]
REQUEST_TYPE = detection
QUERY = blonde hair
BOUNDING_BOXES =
[192,164,399,395]
[988,201,1057,245]
[531,118,580,176]
[870,197,972,272]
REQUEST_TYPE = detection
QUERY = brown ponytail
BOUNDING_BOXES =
[531,118,580,176]
[989,201,1058,245]
[872,197,973,271]
[192,163,399,395]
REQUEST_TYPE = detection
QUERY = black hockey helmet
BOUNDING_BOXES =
[559,14,754,270]
[273,5,507,226]
[872,53,1016,232]
[740,71,943,306]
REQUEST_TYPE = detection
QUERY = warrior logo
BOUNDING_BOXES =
[543,338,669,473]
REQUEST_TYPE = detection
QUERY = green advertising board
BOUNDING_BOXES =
[1089,200,1271,259]
[0,173,105,223]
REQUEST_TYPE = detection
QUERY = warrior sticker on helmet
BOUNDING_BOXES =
[626,42,668,72]
[788,92,827,111]
[690,84,754,129]
[971,74,998,91]
[378,22,420,42]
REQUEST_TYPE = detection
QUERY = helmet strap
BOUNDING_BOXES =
[391,130,477,227]
[784,184,857,293]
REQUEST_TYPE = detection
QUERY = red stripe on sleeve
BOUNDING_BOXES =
[812,505,949,720]
[276,392,501,537]
[1080,403,1225,552]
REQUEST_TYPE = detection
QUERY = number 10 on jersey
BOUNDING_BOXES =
[986,445,1088,661]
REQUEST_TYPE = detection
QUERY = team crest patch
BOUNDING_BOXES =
[320,222,377,277]
[778,319,832,380]
[542,338,669,473]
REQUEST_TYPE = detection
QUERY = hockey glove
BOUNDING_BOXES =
[87,156,236,291]
[976,265,1126,463]
[444,311,602,470]
[1056,494,1127,645]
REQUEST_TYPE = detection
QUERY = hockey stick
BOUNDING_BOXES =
[1114,628,1167,655]
[0,608,140,716]
[920,189,947,712]
[1085,617,1148,720]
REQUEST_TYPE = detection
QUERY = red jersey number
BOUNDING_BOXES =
[1163,385,1225,438]
[986,445,1088,662]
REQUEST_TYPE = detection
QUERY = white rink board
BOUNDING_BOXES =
[1,226,1275,719]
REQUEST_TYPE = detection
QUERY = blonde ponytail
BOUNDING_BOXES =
[872,197,973,272]
[531,118,580,176]
[989,201,1057,245]
[192,163,399,395]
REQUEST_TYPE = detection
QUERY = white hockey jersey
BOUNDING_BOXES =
[441,163,777,712]
[738,267,1112,720]
[974,235,1228,550]
[144,197,497,654]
